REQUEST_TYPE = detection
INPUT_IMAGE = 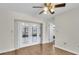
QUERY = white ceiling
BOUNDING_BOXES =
[0,3,79,19]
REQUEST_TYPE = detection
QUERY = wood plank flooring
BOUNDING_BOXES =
[0,43,76,55]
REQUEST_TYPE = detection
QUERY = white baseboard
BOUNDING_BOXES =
[0,48,15,54]
[55,45,79,55]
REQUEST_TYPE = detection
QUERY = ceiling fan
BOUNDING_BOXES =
[33,3,66,15]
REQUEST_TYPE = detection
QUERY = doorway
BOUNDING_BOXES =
[14,20,43,54]
[48,23,55,43]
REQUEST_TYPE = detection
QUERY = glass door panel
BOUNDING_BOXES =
[16,21,42,49]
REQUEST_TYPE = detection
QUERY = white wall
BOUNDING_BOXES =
[0,9,13,53]
[0,8,52,53]
[55,7,79,54]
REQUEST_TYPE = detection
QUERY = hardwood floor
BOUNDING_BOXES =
[0,43,76,55]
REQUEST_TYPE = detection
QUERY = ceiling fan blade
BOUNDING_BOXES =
[33,6,43,8]
[39,10,44,14]
[55,3,66,8]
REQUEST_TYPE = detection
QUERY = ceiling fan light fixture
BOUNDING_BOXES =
[50,4,55,12]
[43,7,48,11]
[44,11,47,14]
[50,9,54,12]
